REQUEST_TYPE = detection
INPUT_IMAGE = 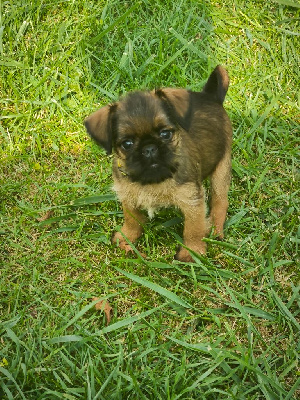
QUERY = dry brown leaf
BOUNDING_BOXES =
[92,297,113,325]
[37,210,53,222]
[29,306,38,318]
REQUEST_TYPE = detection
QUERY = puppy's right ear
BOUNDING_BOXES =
[84,104,117,155]
[202,65,229,104]
[154,88,192,131]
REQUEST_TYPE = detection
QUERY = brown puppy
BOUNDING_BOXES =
[85,66,232,262]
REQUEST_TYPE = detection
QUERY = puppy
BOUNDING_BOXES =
[85,66,232,262]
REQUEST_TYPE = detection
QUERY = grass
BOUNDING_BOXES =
[0,0,299,398]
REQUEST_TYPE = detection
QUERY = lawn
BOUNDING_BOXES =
[0,0,299,399]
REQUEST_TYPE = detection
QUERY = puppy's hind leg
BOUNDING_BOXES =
[209,151,231,239]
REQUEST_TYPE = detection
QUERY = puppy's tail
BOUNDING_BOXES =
[203,65,229,104]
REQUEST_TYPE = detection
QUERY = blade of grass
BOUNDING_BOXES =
[71,194,116,206]
[48,335,84,345]
[169,27,208,60]
[271,289,300,330]
[286,377,300,400]
[273,0,300,8]
[166,336,241,384]
[89,2,142,45]
[0,367,26,400]
[58,297,114,333]
[115,267,192,309]
[202,238,238,250]
[247,95,280,136]
[93,304,165,335]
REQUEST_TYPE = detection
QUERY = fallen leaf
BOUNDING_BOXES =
[29,306,38,318]
[37,210,53,222]
[92,297,112,325]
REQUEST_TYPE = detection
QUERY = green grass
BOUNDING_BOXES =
[0,0,299,398]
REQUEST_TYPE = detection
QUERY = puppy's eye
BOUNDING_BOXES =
[121,139,134,150]
[159,130,173,141]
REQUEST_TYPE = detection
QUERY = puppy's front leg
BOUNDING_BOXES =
[112,202,146,253]
[175,190,207,262]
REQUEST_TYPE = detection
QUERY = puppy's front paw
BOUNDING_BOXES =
[111,232,133,254]
[112,231,147,258]
[174,243,206,262]
[174,248,193,262]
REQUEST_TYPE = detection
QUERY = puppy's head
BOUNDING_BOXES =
[84,65,229,185]
[85,90,188,185]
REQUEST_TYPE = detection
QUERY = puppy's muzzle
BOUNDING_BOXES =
[142,144,158,158]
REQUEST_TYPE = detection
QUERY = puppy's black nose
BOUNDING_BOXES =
[142,144,158,158]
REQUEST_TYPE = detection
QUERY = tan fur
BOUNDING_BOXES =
[113,176,202,211]
[112,175,209,261]
[85,66,232,262]
[112,203,146,253]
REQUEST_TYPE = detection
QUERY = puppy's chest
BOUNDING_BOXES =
[113,178,201,213]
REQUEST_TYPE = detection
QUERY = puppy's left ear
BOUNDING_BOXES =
[203,65,229,104]
[154,88,191,130]
[84,104,117,155]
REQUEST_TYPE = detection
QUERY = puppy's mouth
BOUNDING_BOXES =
[119,142,178,185]
[126,161,177,185]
